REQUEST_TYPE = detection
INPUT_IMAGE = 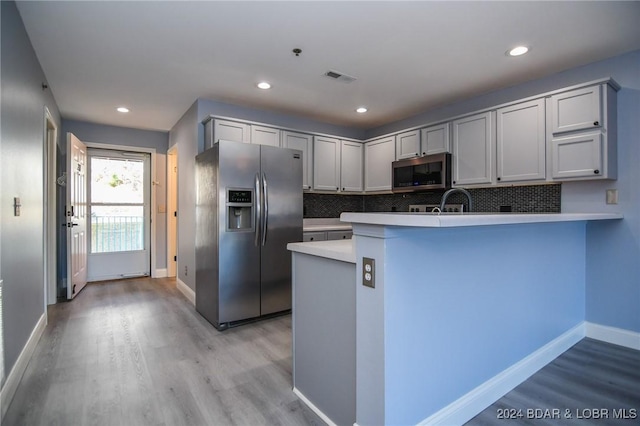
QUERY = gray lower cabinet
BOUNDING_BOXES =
[303,230,352,242]
[302,231,327,242]
[292,253,356,426]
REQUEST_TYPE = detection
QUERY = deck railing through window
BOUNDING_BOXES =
[91,216,144,253]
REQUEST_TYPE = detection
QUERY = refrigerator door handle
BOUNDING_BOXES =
[262,172,268,246]
[254,172,261,247]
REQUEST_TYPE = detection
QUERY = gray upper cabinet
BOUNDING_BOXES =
[496,99,546,182]
[395,130,420,159]
[452,111,495,186]
[251,125,280,147]
[548,83,617,180]
[341,141,363,192]
[282,131,313,189]
[213,119,250,146]
[313,136,341,191]
[365,136,395,192]
[550,85,602,134]
[420,123,450,155]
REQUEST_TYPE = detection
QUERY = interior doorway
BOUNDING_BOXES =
[167,146,178,278]
[87,148,151,281]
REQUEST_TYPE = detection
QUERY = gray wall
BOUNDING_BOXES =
[1,0,62,382]
[61,119,170,275]
[169,102,199,290]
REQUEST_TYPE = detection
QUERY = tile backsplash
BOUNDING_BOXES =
[304,184,561,218]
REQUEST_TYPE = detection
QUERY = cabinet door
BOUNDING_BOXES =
[326,231,353,240]
[251,125,280,147]
[452,112,494,186]
[395,130,420,159]
[551,132,603,179]
[282,131,313,189]
[341,141,363,192]
[303,232,328,242]
[550,85,602,134]
[214,119,250,144]
[313,136,341,191]
[497,99,545,182]
[421,123,450,155]
[364,136,395,191]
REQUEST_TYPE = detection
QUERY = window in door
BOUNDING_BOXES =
[87,149,151,281]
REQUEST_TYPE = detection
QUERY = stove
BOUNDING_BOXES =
[408,204,465,213]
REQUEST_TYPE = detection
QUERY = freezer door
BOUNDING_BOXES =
[218,141,262,324]
[260,145,303,315]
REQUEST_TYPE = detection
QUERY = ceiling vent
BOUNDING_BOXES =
[324,70,357,83]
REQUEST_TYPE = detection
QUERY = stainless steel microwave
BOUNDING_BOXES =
[392,153,452,193]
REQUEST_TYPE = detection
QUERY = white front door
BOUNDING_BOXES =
[87,148,151,281]
[66,133,88,299]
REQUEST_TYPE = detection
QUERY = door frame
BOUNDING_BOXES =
[44,107,58,306]
[166,145,178,277]
[85,142,158,278]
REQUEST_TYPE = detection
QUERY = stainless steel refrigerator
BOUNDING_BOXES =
[195,140,303,330]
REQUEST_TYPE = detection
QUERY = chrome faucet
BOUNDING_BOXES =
[439,188,473,212]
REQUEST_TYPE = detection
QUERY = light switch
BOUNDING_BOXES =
[606,189,618,205]
[158,204,166,213]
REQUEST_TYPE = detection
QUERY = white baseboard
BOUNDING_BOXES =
[1,312,47,420]
[155,269,168,278]
[293,387,338,426]
[176,278,195,305]
[418,323,585,426]
[585,322,640,350]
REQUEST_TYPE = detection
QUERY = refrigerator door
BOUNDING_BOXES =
[217,141,261,324]
[259,145,303,315]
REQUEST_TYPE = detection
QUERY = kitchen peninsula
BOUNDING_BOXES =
[288,212,622,426]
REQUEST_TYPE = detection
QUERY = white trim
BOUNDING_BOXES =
[293,387,338,426]
[176,278,195,305]
[1,313,47,420]
[418,323,585,426]
[166,145,178,278]
[155,269,168,278]
[585,322,640,350]
[85,143,156,279]
[43,107,58,305]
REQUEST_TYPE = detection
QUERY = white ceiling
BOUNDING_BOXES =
[16,1,640,132]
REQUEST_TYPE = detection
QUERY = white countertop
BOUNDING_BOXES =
[288,239,355,264]
[340,212,623,228]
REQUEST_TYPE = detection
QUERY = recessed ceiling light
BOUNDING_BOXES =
[116,107,129,113]
[356,107,368,113]
[257,82,271,90]
[507,46,530,57]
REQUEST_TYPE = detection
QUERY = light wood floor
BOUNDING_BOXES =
[4,277,324,426]
[5,277,639,425]
[467,338,640,425]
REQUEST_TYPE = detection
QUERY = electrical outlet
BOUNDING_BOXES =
[362,257,375,288]
[184,265,188,276]
[606,189,618,205]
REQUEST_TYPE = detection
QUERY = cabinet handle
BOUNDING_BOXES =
[310,237,314,241]
[337,187,339,190]
[593,121,599,126]
[453,180,456,184]
[342,187,345,191]
[594,169,600,175]
[497,177,501,181]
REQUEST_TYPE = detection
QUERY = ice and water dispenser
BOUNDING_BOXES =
[226,189,253,230]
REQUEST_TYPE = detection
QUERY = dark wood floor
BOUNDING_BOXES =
[4,277,324,426]
[467,338,640,425]
[5,277,639,426]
